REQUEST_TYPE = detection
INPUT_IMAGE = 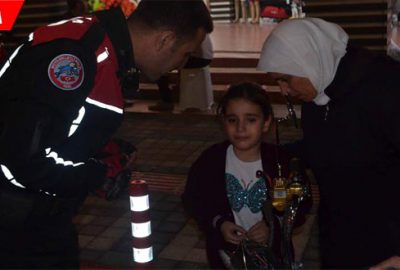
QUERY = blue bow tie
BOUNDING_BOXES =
[225,173,267,213]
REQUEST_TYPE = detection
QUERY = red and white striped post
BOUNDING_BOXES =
[130,180,153,267]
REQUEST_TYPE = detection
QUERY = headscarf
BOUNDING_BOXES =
[257,18,349,105]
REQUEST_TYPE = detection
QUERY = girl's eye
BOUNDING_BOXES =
[247,118,257,123]
[225,118,236,124]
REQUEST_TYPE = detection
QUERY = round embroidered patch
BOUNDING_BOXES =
[48,54,84,91]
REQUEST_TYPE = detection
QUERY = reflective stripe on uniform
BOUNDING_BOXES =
[1,164,26,189]
[97,47,109,63]
[85,97,123,114]
[68,106,86,137]
[0,44,24,78]
[45,148,84,167]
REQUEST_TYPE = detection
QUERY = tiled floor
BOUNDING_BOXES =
[77,107,321,269]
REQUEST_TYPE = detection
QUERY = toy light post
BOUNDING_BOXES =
[130,180,153,267]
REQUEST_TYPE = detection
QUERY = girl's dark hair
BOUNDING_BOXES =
[217,82,273,119]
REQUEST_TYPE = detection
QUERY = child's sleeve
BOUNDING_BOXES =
[182,160,200,217]
[182,153,233,234]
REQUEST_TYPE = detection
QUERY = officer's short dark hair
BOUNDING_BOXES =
[128,0,213,42]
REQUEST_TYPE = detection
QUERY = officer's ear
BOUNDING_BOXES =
[156,30,176,52]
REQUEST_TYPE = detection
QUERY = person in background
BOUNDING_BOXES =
[149,33,215,112]
[249,0,260,23]
[149,0,212,112]
[179,34,214,112]
[0,1,213,268]
[148,75,175,111]
[234,0,248,23]
[257,17,400,268]
[183,82,310,268]
[90,0,137,17]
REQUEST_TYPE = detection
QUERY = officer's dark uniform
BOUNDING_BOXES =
[0,8,136,268]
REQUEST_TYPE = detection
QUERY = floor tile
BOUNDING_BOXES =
[151,231,177,245]
[156,222,185,234]
[73,214,96,226]
[86,236,120,251]
[175,260,209,269]
[170,235,199,248]
[158,244,192,261]
[100,226,128,239]
[80,249,103,262]
[91,216,119,227]
[79,225,107,236]
[154,258,179,269]
[78,235,95,249]
[166,212,187,223]
[183,248,208,264]
[97,251,134,268]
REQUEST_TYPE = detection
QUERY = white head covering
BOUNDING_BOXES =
[257,18,349,105]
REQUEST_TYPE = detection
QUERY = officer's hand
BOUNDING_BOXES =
[220,221,246,245]
[94,169,131,201]
[93,177,114,199]
[105,169,131,200]
[121,148,137,171]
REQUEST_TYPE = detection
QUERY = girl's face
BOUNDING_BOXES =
[223,98,271,156]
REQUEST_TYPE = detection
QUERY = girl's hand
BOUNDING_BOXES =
[247,220,269,244]
[220,221,246,245]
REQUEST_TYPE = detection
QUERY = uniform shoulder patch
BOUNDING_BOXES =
[48,54,84,91]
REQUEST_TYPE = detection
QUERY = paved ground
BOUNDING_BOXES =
[76,104,321,269]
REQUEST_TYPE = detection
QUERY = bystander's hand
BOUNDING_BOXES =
[370,256,400,270]
[247,220,269,244]
[221,221,246,245]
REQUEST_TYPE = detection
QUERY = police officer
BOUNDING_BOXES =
[0,0,213,268]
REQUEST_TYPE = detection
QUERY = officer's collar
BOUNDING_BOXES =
[94,7,135,75]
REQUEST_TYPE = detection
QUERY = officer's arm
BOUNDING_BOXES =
[0,101,107,198]
[0,42,108,198]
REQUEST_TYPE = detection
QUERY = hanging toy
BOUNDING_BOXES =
[90,0,137,17]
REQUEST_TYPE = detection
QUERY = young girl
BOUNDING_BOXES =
[182,82,294,268]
